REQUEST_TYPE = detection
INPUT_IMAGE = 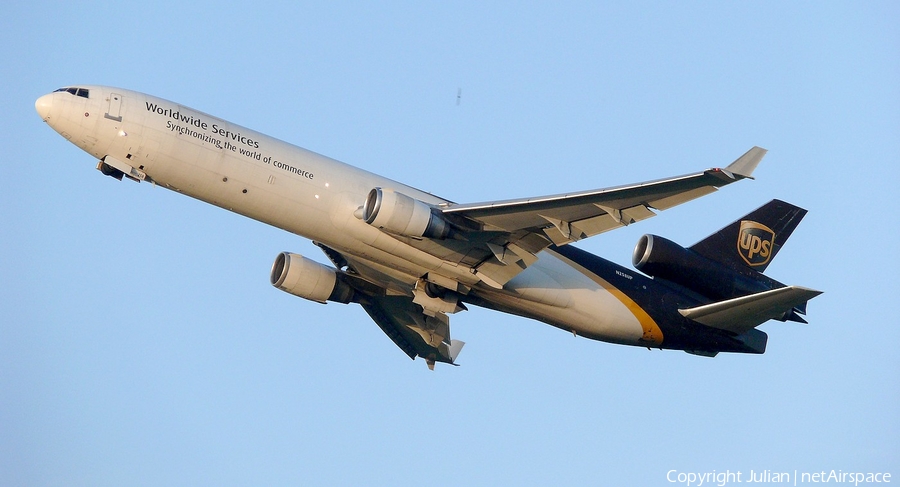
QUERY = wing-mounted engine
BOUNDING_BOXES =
[356,187,547,290]
[361,188,452,239]
[270,252,357,304]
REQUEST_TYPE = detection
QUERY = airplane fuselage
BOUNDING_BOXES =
[35,86,771,361]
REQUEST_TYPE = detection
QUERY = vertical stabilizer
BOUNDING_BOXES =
[689,199,807,273]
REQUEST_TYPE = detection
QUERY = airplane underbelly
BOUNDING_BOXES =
[493,254,647,344]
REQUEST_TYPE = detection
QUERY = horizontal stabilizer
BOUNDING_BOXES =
[679,286,822,334]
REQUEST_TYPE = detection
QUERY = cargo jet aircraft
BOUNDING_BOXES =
[35,86,821,368]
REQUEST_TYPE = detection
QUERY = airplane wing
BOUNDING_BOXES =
[432,147,766,288]
[361,296,464,370]
[316,243,464,369]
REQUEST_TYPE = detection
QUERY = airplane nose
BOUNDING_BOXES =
[35,94,53,120]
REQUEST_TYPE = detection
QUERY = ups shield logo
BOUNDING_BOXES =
[737,221,775,267]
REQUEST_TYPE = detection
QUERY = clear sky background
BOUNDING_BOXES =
[2,2,898,486]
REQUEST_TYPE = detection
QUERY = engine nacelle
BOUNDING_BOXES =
[270,252,355,304]
[361,187,451,239]
[632,234,771,300]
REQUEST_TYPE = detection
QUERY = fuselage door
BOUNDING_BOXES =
[105,93,123,122]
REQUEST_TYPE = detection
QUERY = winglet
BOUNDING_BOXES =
[448,340,465,363]
[725,146,767,179]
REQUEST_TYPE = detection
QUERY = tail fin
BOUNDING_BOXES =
[690,199,807,273]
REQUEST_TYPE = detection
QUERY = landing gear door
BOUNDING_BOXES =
[105,93,123,122]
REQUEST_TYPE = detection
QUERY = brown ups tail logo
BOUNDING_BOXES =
[738,221,775,267]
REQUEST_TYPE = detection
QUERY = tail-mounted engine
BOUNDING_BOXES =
[632,234,775,301]
[361,188,451,239]
[270,252,356,304]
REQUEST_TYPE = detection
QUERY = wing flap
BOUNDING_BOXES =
[679,286,823,334]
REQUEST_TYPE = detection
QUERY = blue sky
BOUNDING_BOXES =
[2,2,898,485]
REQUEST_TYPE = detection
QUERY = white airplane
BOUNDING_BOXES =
[35,86,821,368]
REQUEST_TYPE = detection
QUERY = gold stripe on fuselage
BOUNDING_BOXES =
[547,249,664,346]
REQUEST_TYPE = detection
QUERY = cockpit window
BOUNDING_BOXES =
[53,87,90,98]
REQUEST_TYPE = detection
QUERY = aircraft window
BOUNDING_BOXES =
[52,87,89,98]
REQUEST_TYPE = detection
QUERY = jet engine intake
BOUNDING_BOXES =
[361,187,451,239]
[270,252,356,304]
[632,234,771,300]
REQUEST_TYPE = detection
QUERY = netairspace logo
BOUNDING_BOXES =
[666,469,892,486]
